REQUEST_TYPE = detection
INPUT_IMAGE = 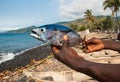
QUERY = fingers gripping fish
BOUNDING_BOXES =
[30,24,82,47]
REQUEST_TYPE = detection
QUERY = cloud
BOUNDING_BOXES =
[0,17,44,31]
[57,0,120,20]
[0,26,24,32]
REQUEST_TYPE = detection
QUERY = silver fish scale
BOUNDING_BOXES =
[31,24,82,47]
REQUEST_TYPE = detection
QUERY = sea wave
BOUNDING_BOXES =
[0,53,15,64]
[0,42,49,64]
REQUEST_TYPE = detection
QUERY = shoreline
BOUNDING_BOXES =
[0,32,120,82]
[0,43,48,64]
[0,45,52,72]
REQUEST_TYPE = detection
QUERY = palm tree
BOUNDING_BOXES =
[103,0,120,22]
[103,0,120,33]
[84,9,95,31]
[84,9,95,23]
[103,16,113,31]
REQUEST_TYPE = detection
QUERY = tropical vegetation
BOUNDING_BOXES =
[68,0,120,33]
[5,0,120,33]
[103,0,120,33]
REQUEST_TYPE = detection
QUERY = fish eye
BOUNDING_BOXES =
[40,28,46,33]
[41,29,43,32]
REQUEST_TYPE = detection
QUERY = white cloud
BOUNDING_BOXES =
[0,17,44,31]
[0,27,23,32]
[57,0,120,20]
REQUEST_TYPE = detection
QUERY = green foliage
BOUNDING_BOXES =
[5,15,120,33]
[103,0,120,16]
[103,0,120,30]
[84,9,95,23]
[91,16,114,31]
[78,25,87,31]
[102,16,113,30]
[69,23,79,30]
[69,23,87,31]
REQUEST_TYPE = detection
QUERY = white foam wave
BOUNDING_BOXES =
[0,53,15,64]
[0,44,49,64]
[0,46,40,64]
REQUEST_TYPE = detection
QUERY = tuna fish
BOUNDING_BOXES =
[30,24,82,47]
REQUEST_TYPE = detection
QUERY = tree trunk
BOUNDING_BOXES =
[116,11,120,33]
[116,11,119,22]
[111,10,114,17]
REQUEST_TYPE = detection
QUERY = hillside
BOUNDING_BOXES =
[5,26,37,33]
[4,17,85,33]
[4,15,120,33]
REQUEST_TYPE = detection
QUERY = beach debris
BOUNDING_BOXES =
[30,24,82,47]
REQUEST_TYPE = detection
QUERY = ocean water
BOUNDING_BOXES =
[0,33,43,64]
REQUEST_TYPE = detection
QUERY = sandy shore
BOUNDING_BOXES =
[0,32,120,82]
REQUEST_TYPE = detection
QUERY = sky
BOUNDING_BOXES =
[0,0,120,31]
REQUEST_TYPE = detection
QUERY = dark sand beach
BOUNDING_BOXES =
[0,32,120,82]
[0,45,52,72]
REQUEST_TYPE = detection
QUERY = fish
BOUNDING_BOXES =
[30,24,82,47]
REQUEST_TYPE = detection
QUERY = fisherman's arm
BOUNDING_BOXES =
[85,61,120,82]
[103,40,120,52]
[52,46,120,82]
[52,36,120,82]
[85,38,120,52]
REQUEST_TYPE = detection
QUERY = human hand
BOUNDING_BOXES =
[84,38,104,53]
[51,35,84,68]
